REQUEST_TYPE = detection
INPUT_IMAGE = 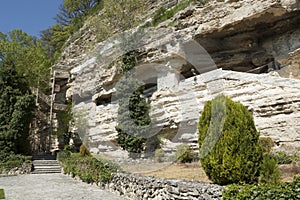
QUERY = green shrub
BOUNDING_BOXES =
[259,156,281,184]
[79,144,91,157]
[58,153,120,184]
[151,0,196,27]
[223,176,300,199]
[0,189,4,199]
[57,150,71,160]
[0,153,31,171]
[175,144,195,163]
[198,95,262,185]
[64,145,77,153]
[154,149,165,162]
[272,151,299,164]
[259,137,274,156]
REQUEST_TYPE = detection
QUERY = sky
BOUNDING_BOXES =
[0,0,64,38]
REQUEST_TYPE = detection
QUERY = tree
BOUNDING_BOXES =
[40,24,71,61]
[0,30,51,92]
[42,0,102,62]
[0,65,35,155]
[55,0,101,26]
[198,94,262,185]
[55,4,74,27]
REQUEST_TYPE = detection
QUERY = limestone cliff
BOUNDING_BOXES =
[52,0,300,157]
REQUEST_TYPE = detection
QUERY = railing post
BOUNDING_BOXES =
[49,69,56,152]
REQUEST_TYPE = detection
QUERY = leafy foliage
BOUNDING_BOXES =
[0,30,51,91]
[0,65,35,155]
[272,151,299,165]
[259,137,274,156]
[175,144,196,163]
[79,144,91,157]
[40,24,71,61]
[115,47,152,158]
[257,137,281,185]
[115,75,149,156]
[0,152,31,172]
[259,156,281,184]
[198,95,262,185]
[58,151,120,183]
[223,177,300,200]
[41,0,102,61]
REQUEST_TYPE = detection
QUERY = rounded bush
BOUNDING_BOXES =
[198,95,262,185]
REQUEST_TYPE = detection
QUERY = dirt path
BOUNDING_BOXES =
[0,174,123,200]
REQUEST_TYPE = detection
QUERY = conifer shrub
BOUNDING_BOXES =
[198,94,262,185]
[175,144,196,163]
[79,144,91,157]
[257,137,281,184]
[258,155,281,184]
[259,137,274,156]
[154,149,165,163]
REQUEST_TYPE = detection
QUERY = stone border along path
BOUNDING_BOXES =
[0,174,124,200]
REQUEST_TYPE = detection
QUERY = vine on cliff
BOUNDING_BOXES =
[115,50,151,158]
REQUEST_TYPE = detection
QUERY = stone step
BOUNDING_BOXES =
[32,155,61,174]
[32,154,56,160]
[32,166,61,174]
[33,163,61,167]
[31,168,62,174]
[34,166,60,170]
[33,160,59,164]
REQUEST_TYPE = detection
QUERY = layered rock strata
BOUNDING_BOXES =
[52,0,300,156]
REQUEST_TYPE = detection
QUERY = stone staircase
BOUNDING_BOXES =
[32,154,61,174]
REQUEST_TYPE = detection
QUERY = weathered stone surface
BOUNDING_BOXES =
[108,173,222,200]
[150,69,300,153]
[52,0,300,155]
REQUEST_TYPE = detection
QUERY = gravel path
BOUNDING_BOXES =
[0,174,124,200]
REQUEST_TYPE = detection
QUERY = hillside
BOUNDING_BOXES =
[44,0,300,159]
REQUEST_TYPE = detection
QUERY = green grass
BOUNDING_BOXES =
[150,0,211,27]
[151,0,195,27]
[0,189,5,199]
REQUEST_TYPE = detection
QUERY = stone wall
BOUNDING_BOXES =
[0,162,32,176]
[106,173,222,200]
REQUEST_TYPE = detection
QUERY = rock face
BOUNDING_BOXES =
[52,0,300,156]
[150,69,300,153]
